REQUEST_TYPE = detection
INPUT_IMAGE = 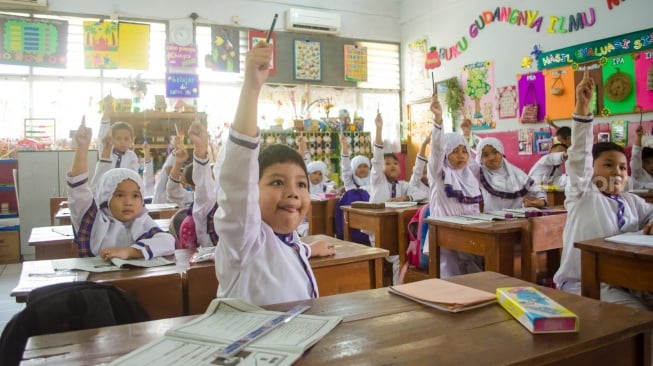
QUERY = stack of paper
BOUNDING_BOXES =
[604,231,653,247]
[388,278,496,312]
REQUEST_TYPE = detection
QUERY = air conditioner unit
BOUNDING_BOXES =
[0,0,47,9]
[285,8,341,35]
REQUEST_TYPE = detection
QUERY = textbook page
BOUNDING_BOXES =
[52,256,174,272]
[604,231,653,247]
[109,298,342,366]
[460,213,508,221]
[428,215,487,225]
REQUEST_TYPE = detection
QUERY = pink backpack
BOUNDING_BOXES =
[177,214,197,250]
[398,205,430,284]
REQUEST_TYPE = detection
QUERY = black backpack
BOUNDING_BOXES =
[0,281,150,365]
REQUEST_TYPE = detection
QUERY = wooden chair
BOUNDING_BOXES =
[49,197,67,226]
[520,213,566,284]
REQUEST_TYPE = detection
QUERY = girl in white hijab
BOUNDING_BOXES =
[476,137,546,211]
[307,161,336,195]
[68,119,175,260]
[427,97,485,277]
[339,133,371,191]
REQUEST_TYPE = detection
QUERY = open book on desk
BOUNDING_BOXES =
[388,278,496,312]
[52,256,175,273]
[109,298,342,366]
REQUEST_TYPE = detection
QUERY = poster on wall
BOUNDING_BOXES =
[543,66,574,120]
[166,43,197,68]
[293,39,321,81]
[601,54,636,116]
[635,51,653,111]
[517,72,546,123]
[574,62,603,116]
[462,61,496,130]
[496,85,517,119]
[610,120,629,146]
[206,26,239,73]
[533,130,551,154]
[0,15,68,68]
[83,21,118,69]
[166,73,199,98]
[407,38,430,101]
[344,44,367,82]
[518,128,533,155]
[248,29,276,75]
[118,22,149,70]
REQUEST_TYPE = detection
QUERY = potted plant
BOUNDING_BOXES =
[444,77,464,131]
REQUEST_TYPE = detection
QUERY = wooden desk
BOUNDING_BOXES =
[28,219,170,260]
[182,235,389,315]
[308,197,338,236]
[22,272,653,366]
[576,237,653,300]
[56,204,178,225]
[342,205,421,261]
[426,217,522,278]
[544,188,566,207]
[631,190,653,204]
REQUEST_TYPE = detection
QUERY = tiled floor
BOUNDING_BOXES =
[0,263,24,334]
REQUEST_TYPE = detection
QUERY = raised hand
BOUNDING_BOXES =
[174,145,189,164]
[575,68,595,116]
[188,121,208,158]
[244,42,272,90]
[339,133,349,155]
[74,116,92,149]
[430,95,443,124]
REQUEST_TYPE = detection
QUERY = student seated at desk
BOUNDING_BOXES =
[630,125,653,189]
[339,133,370,192]
[97,95,140,173]
[476,137,547,211]
[151,144,177,204]
[214,41,335,306]
[68,118,175,260]
[408,135,431,202]
[528,143,568,186]
[554,70,653,309]
[307,161,337,195]
[427,95,485,277]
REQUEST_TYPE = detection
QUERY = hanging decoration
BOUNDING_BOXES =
[407,38,430,101]
[83,21,118,69]
[206,26,240,73]
[424,47,441,69]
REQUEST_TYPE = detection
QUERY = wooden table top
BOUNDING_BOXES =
[341,204,424,216]
[425,216,525,234]
[21,271,653,365]
[56,204,179,219]
[575,237,653,259]
[304,234,388,268]
[28,219,170,246]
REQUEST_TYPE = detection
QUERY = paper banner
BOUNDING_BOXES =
[166,42,197,68]
[462,61,496,130]
[344,44,367,82]
[166,73,199,98]
[83,21,118,69]
[634,51,653,111]
[0,15,68,68]
[517,72,546,122]
[601,54,636,116]
[294,39,321,81]
[543,66,574,120]
[496,85,517,119]
[248,29,276,75]
[206,26,239,73]
[118,22,149,70]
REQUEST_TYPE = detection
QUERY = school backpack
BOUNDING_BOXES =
[0,281,150,366]
[398,205,430,284]
[334,188,371,245]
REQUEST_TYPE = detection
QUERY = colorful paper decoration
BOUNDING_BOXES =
[635,51,653,111]
[344,45,367,82]
[462,61,496,130]
[293,39,321,81]
[83,21,118,69]
[518,128,533,155]
[533,130,551,153]
[118,22,150,70]
[543,66,575,120]
[166,42,197,68]
[496,86,518,119]
[166,73,199,98]
[601,55,636,115]
[206,27,239,73]
[248,29,276,75]
[425,47,441,69]
[0,15,68,68]
[517,72,546,122]
[610,120,628,146]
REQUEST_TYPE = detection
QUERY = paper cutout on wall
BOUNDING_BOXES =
[166,73,199,98]
[543,66,574,120]
[118,22,150,70]
[496,85,518,119]
[344,45,367,82]
[517,72,546,122]
[83,21,118,69]
[462,61,496,130]
[0,15,68,68]
[166,43,197,68]
[206,27,239,73]
[635,51,653,111]
[601,54,636,115]
[248,29,276,75]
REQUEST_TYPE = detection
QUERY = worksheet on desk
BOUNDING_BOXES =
[605,231,653,247]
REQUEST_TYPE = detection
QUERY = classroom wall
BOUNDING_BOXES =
[46,0,402,42]
[399,0,653,172]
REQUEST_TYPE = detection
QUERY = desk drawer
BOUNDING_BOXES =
[0,230,20,263]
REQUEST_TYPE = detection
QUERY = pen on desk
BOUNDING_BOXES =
[265,13,278,44]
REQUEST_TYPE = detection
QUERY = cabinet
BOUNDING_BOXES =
[18,150,98,257]
[105,112,207,172]
[0,159,19,263]
[260,130,372,185]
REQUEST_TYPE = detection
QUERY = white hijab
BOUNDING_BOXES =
[307,161,329,194]
[476,137,533,195]
[92,168,159,253]
[350,155,371,188]
[442,133,482,202]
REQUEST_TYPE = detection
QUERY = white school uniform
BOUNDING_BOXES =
[98,120,140,173]
[554,115,653,300]
[528,152,566,186]
[191,152,218,247]
[341,154,370,192]
[214,128,318,306]
[307,161,335,195]
[408,155,429,202]
[476,138,546,211]
[142,159,154,199]
[166,172,193,208]
[67,168,175,258]
[630,145,653,189]
[370,143,410,203]
[426,124,484,277]
[152,154,175,204]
